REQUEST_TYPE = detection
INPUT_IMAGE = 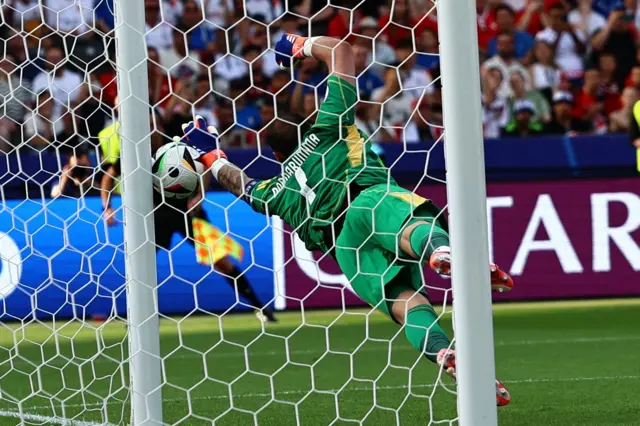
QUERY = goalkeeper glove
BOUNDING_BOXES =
[180,115,227,168]
[274,33,309,70]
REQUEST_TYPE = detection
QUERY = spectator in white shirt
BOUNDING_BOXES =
[482,32,531,98]
[23,91,64,150]
[162,0,183,25]
[536,4,586,82]
[145,0,173,50]
[395,38,435,102]
[568,0,606,37]
[358,17,397,72]
[159,26,201,82]
[3,0,40,31]
[529,40,562,103]
[44,0,95,34]
[482,68,509,139]
[204,0,234,28]
[31,44,84,115]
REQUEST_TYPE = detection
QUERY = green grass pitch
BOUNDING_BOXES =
[0,299,638,425]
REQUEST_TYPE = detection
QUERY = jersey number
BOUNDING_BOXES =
[295,168,316,205]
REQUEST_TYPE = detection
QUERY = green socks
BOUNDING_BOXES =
[406,220,450,261]
[404,304,452,363]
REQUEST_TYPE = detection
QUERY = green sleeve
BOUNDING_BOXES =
[315,76,358,128]
[249,178,276,215]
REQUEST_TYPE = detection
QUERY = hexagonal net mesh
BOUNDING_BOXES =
[0,0,466,424]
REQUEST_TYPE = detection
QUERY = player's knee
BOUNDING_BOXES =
[390,290,431,324]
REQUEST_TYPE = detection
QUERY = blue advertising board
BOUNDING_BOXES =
[0,193,275,320]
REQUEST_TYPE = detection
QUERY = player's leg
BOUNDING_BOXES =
[398,219,513,292]
[212,256,277,322]
[387,279,511,407]
[184,209,277,322]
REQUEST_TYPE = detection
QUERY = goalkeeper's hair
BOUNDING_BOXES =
[266,112,312,160]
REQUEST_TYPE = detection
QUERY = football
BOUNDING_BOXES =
[152,141,204,199]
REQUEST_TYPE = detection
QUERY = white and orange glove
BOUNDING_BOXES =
[180,115,228,177]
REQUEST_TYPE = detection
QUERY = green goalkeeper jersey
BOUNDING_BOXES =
[250,76,393,252]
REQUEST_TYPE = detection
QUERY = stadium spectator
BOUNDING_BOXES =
[529,40,562,103]
[145,0,173,50]
[536,4,586,85]
[293,57,327,97]
[416,29,440,71]
[482,32,530,98]
[481,67,509,139]
[203,0,234,28]
[241,0,283,24]
[598,52,624,115]
[0,54,30,149]
[32,43,84,114]
[44,0,97,35]
[371,67,415,141]
[23,91,63,150]
[162,0,184,25]
[147,47,178,110]
[50,112,92,198]
[609,87,639,133]
[229,77,261,130]
[477,0,501,52]
[591,5,636,89]
[192,74,218,128]
[270,69,291,105]
[516,0,545,35]
[181,0,216,54]
[544,91,591,135]
[2,0,40,31]
[163,82,196,137]
[216,100,255,147]
[568,0,606,38]
[486,5,534,62]
[159,26,201,82]
[395,38,435,102]
[502,99,543,136]
[353,41,383,100]
[242,44,270,96]
[357,17,397,70]
[572,67,608,134]
[508,70,551,123]
[379,0,415,47]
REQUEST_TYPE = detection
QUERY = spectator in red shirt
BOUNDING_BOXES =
[609,86,639,133]
[477,0,501,52]
[516,0,545,35]
[378,0,414,47]
[572,67,608,133]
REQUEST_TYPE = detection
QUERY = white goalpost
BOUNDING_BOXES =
[113,0,163,424]
[438,0,499,423]
[0,0,500,424]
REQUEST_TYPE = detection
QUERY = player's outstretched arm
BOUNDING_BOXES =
[180,116,256,201]
[275,34,355,86]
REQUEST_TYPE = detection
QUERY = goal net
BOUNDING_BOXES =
[0,0,488,424]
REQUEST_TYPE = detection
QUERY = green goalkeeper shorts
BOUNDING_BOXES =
[334,183,447,319]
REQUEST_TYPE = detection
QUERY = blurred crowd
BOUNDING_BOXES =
[0,0,639,196]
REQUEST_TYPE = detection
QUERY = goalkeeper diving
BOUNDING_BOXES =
[180,34,513,406]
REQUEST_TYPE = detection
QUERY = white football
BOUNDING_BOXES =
[152,141,204,199]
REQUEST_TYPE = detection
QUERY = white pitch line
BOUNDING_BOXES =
[14,374,640,412]
[0,409,117,426]
[6,335,637,368]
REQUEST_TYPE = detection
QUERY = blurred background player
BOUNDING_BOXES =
[179,33,514,406]
[98,110,277,323]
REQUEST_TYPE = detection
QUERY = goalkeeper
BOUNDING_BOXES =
[181,34,512,406]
